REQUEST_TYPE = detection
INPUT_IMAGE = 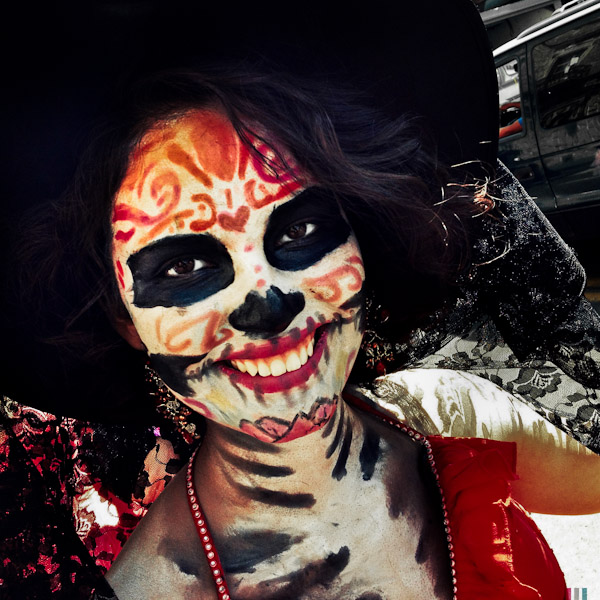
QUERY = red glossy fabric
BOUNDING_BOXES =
[428,436,567,599]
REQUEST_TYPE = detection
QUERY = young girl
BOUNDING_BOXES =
[2,1,598,598]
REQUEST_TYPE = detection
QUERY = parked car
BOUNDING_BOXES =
[494,0,600,241]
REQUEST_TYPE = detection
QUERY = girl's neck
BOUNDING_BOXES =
[194,397,385,514]
[187,396,453,600]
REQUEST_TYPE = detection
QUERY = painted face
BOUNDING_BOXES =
[111,109,365,442]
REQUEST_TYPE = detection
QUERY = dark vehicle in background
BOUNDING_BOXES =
[494,0,600,241]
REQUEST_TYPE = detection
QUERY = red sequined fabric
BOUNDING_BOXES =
[0,397,187,599]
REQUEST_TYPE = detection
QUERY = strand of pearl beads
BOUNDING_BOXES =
[186,448,231,600]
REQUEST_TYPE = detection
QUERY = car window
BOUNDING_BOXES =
[497,58,524,139]
[533,18,600,128]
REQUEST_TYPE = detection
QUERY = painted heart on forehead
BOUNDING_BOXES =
[111,107,366,441]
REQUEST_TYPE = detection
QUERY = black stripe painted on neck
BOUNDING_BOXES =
[325,404,345,459]
[321,403,339,438]
[217,446,294,478]
[236,484,316,509]
[331,417,353,481]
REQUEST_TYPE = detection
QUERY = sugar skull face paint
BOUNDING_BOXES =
[112,109,365,442]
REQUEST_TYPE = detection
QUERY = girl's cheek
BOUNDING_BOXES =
[300,249,365,309]
[130,305,234,356]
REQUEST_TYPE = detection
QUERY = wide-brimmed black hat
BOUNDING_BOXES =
[1,0,498,422]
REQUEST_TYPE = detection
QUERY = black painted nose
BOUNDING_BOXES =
[229,286,305,337]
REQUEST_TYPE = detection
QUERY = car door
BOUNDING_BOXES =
[496,50,556,213]
[530,11,600,221]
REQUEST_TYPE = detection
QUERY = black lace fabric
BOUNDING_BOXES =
[363,161,600,450]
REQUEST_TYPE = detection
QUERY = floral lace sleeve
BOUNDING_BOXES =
[0,402,116,598]
[439,163,600,451]
[0,397,189,599]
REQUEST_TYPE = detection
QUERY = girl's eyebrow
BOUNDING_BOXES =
[266,185,313,219]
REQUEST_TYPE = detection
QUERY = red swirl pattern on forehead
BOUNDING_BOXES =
[118,162,156,198]
[166,144,213,188]
[244,178,302,209]
[156,311,234,354]
[139,209,195,245]
[118,126,177,195]
[302,260,364,303]
[190,194,217,232]
[113,110,304,247]
[113,171,181,226]
[241,137,304,208]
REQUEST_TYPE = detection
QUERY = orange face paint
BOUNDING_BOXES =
[112,108,304,257]
[111,108,364,442]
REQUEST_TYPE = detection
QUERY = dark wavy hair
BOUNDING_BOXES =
[6,62,494,489]
[18,63,486,356]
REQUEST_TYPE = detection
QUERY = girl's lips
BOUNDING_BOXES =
[218,325,329,394]
[229,331,315,377]
[223,317,320,361]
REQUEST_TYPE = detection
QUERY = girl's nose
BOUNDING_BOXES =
[228,285,305,337]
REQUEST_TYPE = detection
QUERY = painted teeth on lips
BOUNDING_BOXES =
[230,333,315,377]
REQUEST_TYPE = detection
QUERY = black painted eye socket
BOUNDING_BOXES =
[127,234,234,308]
[264,188,351,271]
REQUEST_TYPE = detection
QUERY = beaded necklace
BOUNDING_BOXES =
[185,411,458,600]
[186,450,230,600]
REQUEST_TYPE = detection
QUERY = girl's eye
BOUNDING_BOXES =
[165,258,207,277]
[277,222,316,246]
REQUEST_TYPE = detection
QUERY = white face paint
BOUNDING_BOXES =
[111,109,365,442]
